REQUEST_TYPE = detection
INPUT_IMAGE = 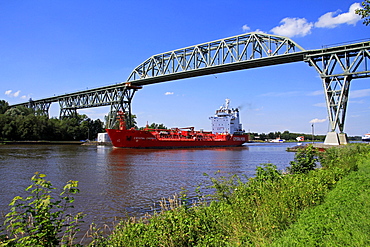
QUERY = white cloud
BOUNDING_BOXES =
[259,91,300,97]
[164,92,174,95]
[248,3,362,38]
[254,29,267,34]
[13,90,20,97]
[314,102,326,107]
[349,99,365,104]
[309,118,327,124]
[270,17,313,37]
[5,90,21,97]
[350,88,370,98]
[308,90,323,96]
[315,3,362,28]
[242,24,250,32]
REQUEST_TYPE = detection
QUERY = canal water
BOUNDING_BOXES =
[0,143,297,240]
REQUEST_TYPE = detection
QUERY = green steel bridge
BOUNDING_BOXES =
[10,32,370,145]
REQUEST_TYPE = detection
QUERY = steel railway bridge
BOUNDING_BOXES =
[11,32,370,145]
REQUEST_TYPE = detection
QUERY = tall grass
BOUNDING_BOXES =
[88,144,370,246]
[272,148,370,246]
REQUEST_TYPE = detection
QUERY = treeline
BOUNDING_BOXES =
[250,131,360,142]
[0,100,104,141]
[252,131,361,142]
[1,100,361,142]
[250,131,326,142]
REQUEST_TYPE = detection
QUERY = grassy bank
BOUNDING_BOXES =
[2,144,369,246]
[272,148,370,246]
[88,144,370,246]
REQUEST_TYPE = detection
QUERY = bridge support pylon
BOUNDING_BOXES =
[304,44,366,145]
[324,132,348,145]
[28,98,51,116]
[107,84,142,129]
[321,75,351,145]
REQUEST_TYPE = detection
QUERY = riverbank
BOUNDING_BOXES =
[89,144,370,246]
[0,140,85,145]
[272,151,370,246]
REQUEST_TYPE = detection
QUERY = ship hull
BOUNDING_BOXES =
[362,134,370,142]
[106,129,248,148]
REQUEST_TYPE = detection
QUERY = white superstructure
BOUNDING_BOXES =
[97,132,111,143]
[362,133,370,142]
[209,99,244,135]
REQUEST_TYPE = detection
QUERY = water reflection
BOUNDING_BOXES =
[0,143,296,239]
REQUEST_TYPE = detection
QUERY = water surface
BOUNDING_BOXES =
[0,143,297,238]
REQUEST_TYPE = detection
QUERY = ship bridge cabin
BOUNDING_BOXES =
[209,99,244,135]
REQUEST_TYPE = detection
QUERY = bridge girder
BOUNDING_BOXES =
[27,99,51,116]
[305,42,370,134]
[8,34,370,141]
[127,32,305,85]
[57,84,141,128]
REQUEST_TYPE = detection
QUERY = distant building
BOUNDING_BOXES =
[97,133,111,143]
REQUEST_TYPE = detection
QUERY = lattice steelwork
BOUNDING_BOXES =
[27,99,52,116]
[9,34,370,140]
[11,32,306,126]
[57,84,141,128]
[127,32,306,85]
[305,41,370,133]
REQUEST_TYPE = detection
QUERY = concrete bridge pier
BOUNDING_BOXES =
[324,132,348,145]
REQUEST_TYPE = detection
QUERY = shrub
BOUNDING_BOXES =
[254,163,282,183]
[287,145,318,174]
[1,172,84,246]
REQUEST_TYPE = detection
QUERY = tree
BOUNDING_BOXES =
[4,106,34,117]
[0,108,106,141]
[287,145,318,174]
[147,123,167,129]
[281,130,291,140]
[356,0,370,25]
[90,119,104,137]
[0,100,9,114]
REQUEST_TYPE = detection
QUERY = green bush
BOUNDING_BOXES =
[1,172,84,246]
[272,151,370,246]
[89,144,370,246]
[287,144,318,174]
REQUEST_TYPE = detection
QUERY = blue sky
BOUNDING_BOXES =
[1,0,369,136]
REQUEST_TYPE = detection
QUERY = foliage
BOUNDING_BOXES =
[90,144,370,246]
[287,144,318,174]
[254,163,283,183]
[0,100,9,114]
[356,0,370,25]
[0,103,104,141]
[1,172,84,246]
[250,130,326,142]
[272,151,370,246]
[144,122,167,130]
[4,106,34,117]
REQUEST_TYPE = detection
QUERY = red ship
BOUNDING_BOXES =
[106,99,249,148]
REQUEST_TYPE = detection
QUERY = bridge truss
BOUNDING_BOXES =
[126,32,305,84]
[305,41,370,144]
[13,32,307,128]
[10,33,370,143]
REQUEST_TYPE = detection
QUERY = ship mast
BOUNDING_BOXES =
[225,98,230,109]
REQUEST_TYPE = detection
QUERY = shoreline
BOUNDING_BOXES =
[0,141,85,145]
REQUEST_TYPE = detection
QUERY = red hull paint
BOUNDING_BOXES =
[106,128,248,149]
